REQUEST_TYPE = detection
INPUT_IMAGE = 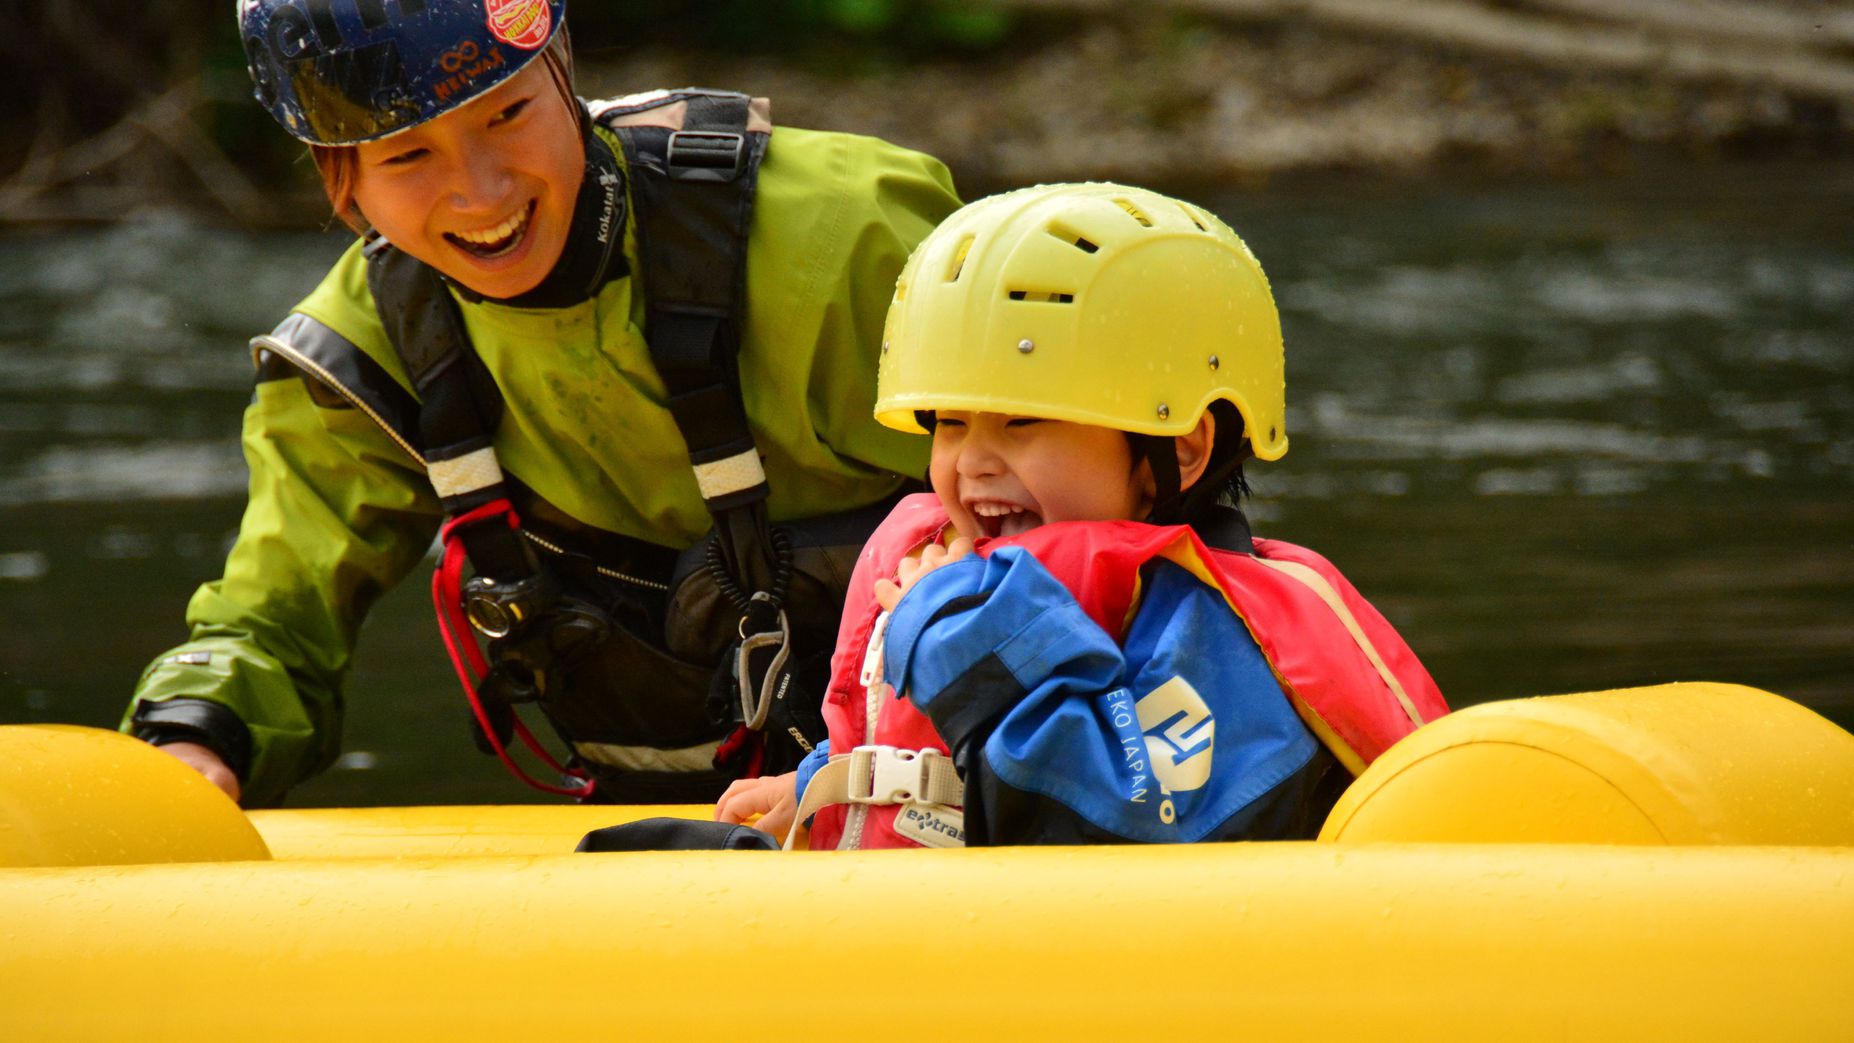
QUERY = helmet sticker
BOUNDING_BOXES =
[433,38,507,104]
[485,0,551,50]
[439,40,482,71]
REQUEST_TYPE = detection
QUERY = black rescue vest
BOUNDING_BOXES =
[290,90,884,802]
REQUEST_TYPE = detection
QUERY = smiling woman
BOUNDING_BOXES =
[311,21,582,250]
[348,62,585,299]
[118,0,962,808]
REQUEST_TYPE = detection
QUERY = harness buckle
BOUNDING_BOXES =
[847,745,943,806]
[461,572,556,639]
[666,130,745,182]
[735,605,791,731]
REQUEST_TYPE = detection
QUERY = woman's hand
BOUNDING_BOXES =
[157,741,242,803]
[874,536,975,612]
[714,771,800,838]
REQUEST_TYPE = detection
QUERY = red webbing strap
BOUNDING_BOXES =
[714,724,765,779]
[432,499,596,799]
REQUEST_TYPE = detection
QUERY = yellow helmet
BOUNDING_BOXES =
[875,182,1287,461]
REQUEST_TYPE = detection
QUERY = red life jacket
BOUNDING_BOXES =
[808,494,1448,850]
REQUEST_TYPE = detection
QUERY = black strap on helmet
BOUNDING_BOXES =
[1133,401,1254,528]
[1131,433,1185,526]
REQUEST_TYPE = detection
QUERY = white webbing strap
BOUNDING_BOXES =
[427,446,504,500]
[572,738,723,773]
[691,449,766,501]
[782,745,964,851]
[592,93,775,134]
[1253,556,1428,728]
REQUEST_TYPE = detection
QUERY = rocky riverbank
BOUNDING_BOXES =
[6,1,1850,225]
[583,8,1853,194]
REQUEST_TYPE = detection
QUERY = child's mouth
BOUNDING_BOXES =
[971,501,1039,539]
[444,202,534,259]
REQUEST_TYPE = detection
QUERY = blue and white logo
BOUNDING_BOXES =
[1136,675,1215,793]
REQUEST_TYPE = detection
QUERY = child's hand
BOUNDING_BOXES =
[874,536,975,612]
[714,770,799,838]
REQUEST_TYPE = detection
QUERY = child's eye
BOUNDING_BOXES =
[490,98,532,126]
[379,147,428,166]
[934,417,966,430]
[1004,417,1045,429]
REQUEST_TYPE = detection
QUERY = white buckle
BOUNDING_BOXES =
[848,745,938,805]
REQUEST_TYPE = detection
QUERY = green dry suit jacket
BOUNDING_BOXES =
[123,115,959,806]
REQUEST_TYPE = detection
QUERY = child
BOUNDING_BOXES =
[716,183,1447,848]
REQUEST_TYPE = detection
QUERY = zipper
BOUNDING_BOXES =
[252,335,425,466]
[521,528,670,593]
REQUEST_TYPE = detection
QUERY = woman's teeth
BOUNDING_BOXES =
[446,205,530,258]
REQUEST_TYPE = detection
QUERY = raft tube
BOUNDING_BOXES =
[1,683,1850,1041]
[1324,681,1854,845]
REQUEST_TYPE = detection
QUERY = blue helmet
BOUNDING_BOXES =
[238,0,567,145]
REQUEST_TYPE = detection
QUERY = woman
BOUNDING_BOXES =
[123,0,960,805]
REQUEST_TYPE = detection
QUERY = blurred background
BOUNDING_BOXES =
[3,0,1850,804]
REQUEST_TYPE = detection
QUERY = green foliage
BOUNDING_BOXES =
[824,0,902,35]
[920,4,1015,48]
[568,0,1016,57]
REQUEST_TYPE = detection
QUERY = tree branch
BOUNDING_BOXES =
[1001,0,1854,99]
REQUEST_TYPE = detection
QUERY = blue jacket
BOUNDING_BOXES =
[871,544,1342,844]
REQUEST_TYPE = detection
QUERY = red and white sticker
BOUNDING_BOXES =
[485,0,551,50]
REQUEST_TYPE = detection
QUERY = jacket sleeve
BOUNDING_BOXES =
[122,363,441,806]
[883,547,1338,845]
[791,131,960,481]
[740,128,960,517]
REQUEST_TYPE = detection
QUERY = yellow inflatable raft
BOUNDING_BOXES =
[3,682,1852,1041]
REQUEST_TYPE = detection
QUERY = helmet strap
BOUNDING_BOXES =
[1133,434,1184,525]
[1137,402,1256,526]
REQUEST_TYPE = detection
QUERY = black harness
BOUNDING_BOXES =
[363,91,838,802]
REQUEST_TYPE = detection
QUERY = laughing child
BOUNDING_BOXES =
[717,182,1446,848]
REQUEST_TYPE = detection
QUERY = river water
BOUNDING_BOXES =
[2,160,1849,805]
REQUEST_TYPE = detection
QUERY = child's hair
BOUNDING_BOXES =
[310,29,581,233]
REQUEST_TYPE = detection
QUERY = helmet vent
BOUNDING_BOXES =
[1047,224,1099,253]
[1113,198,1154,228]
[1008,290,1074,304]
[946,235,975,282]
[1177,204,1209,232]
